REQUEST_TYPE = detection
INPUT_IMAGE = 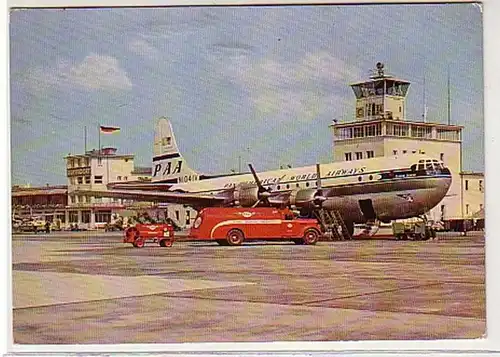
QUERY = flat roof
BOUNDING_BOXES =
[330,118,464,130]
[460,171,484,177]
[65,153,135,159]
[350,76,411,87]
[12,188,67,197]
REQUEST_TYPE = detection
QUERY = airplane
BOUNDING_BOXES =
[106,117,242,191]
[75,118,452,236]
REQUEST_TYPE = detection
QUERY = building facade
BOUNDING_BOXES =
[65,147,195,230]
[12,185,68,224]
[330,63,484,227]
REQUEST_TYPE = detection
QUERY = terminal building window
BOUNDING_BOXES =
[479,180,483,192]
[355,152,363,160]
[85,176,91,184]
[95,211,111,223]
[388,124,408,137]
[335,124,381,140]
[69,211,78,223]
[345,153,352,161]
[465,180,469,191]
[366,150,374,158]
[412,126,432,138]
[77,176,83,184]
[354,127,364,138]
[82,210,91,224]
[437,129,459,141]
[94,175,103,184]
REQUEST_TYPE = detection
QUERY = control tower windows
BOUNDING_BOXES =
[437,129,460,141]
[413,126,432,138]
[335,123,381,140]
[354,127,364,138]
[389,124,408,136]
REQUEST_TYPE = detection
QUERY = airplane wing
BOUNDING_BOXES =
[106,182,174,191]
[74,189,227,207]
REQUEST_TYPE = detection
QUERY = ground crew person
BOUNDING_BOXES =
[45,221,50,234]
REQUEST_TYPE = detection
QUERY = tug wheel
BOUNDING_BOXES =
[302,229,320,245]
[226,229,244,246]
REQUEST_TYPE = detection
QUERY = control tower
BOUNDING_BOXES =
[330,63,466,222]
[351,62,410,121]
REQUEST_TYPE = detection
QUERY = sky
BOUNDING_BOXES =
[9,3,484,186]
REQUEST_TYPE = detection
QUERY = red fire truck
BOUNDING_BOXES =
[189,207,322,246]
[124,223,175,248]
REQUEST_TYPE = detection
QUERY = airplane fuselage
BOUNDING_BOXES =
[168,154,452,224]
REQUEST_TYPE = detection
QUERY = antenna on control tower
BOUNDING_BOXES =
[376,62,384,77]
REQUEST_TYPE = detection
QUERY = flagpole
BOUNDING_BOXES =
[98,123,101,153]
[84,126,87,153]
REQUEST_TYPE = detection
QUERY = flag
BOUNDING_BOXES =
[100,125,120,134]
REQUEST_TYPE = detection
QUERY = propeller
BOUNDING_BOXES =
[248,163,272,207]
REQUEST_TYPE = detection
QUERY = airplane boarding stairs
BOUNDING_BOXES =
[313,209,352,241]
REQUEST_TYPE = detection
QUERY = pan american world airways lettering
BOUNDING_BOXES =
[223,166,367,189]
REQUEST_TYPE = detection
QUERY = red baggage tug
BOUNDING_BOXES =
[189,207,322,246]
[124,223,175,248]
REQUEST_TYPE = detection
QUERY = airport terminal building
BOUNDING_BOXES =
[329,63,484,230]
[11,63,484,232]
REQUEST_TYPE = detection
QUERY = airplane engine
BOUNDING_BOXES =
[289,189,325,209]
[233,184,260,207]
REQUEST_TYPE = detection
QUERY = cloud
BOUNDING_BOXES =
[128,38,159,59]
[68,54,132,90]
[218,52,359,122]
[22,54,132,93]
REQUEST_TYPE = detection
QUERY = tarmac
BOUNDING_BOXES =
[11,231,485,344]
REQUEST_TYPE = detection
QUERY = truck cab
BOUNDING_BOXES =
[189,207,322,246]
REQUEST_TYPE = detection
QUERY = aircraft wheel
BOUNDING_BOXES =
[303,229,320,245]
[226,229,244,246]
[344,221,354,239]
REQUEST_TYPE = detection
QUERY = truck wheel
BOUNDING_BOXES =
[134,239,145,248]
[160,239,173,247]
[303,229,319,245]
[226,229,244,246]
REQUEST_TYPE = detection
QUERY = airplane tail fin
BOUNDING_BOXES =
[152,117,199,183]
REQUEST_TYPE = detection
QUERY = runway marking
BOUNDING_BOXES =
[13,271,254,309]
